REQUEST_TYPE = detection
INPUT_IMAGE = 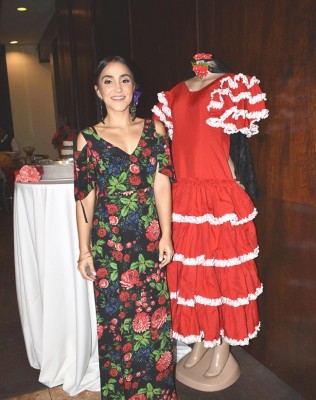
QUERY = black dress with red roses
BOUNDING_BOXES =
[74,119,177,400]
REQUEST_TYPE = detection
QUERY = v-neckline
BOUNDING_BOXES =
[92,120,145,156]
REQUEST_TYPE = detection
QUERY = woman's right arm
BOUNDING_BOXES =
[76,132,96,281]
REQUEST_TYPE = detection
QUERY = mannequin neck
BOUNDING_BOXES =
[185,72,226,92]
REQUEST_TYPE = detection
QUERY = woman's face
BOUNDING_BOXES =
[95,61,135,115]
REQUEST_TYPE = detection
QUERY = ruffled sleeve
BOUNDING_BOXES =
[152,91,174,140]
[156,132,176,182]
[74,141,96,201]
[206,73,269,137]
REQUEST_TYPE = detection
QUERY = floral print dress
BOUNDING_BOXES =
[74,119,177,400]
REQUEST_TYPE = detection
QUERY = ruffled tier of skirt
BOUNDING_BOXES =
[168,178,262,347]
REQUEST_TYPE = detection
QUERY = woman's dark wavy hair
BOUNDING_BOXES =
[95,55,138,122]
[185,55,260,199]
[95,55,136,84]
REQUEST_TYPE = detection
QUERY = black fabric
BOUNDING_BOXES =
[230,132,260,199]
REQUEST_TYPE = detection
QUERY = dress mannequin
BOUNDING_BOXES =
[153,52,268,392]
[175,72,241,391]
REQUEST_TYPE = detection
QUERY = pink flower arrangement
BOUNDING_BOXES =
[15,165,43,182]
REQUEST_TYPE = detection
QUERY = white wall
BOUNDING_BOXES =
[6,45,57,159]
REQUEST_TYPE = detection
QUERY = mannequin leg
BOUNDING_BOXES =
[203,341,230,377]
[183,342,210,368]
[176,341,241,392]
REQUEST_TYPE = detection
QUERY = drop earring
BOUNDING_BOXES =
[129,99,137,121]
[99,97,105,124]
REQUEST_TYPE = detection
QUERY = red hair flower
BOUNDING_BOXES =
[193,53,213,61]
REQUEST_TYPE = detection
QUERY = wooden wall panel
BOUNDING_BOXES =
[92,0,131,124]
[252,199,316,399]
[55,0,77,128]
[0,45,14,136]
[207,1,316,398]
[202,0,246,72]
[196,0,215,54]
[128,0,198,117]
[54,0,96,130]
[69,0,96,128]
[244,0,316,206]
[93,0,131,62]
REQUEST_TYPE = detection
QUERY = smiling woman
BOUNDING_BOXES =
[95,57,136,124]
[74,55,177,400]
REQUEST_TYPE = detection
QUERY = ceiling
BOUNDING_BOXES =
[0,0,55,45]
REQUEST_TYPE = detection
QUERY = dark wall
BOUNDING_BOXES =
[0,45,14,136]
[233,2,316,399]
[53,1,316,398]
[54,0,96,130]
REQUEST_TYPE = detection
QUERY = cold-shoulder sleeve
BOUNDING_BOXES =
[152,91,174,140]
[74,141,96,201]
[156,132,176,182]
[206,73,269,137]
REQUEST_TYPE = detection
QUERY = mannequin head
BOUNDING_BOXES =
[186,52,230,80]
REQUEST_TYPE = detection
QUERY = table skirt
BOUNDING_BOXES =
[14,180,100,395]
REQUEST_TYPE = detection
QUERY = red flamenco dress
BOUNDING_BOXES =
[152,73,269,348]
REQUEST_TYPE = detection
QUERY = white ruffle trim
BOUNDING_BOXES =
[170,284,263,308]
[152,105,174,139]
[224,73,261,89]
[208,91,266,110]
[152,92,174,139]
[157,92,171,115]
[207,74,266,110]
[206,107,269,137]
[206,73,269,137]
[173,246,259,267]
[173,322,261,348]
[172,208,257,226]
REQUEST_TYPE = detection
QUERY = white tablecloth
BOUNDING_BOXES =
[14,179,100,395]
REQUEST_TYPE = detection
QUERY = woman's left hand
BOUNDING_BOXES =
[158,235,174,267]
